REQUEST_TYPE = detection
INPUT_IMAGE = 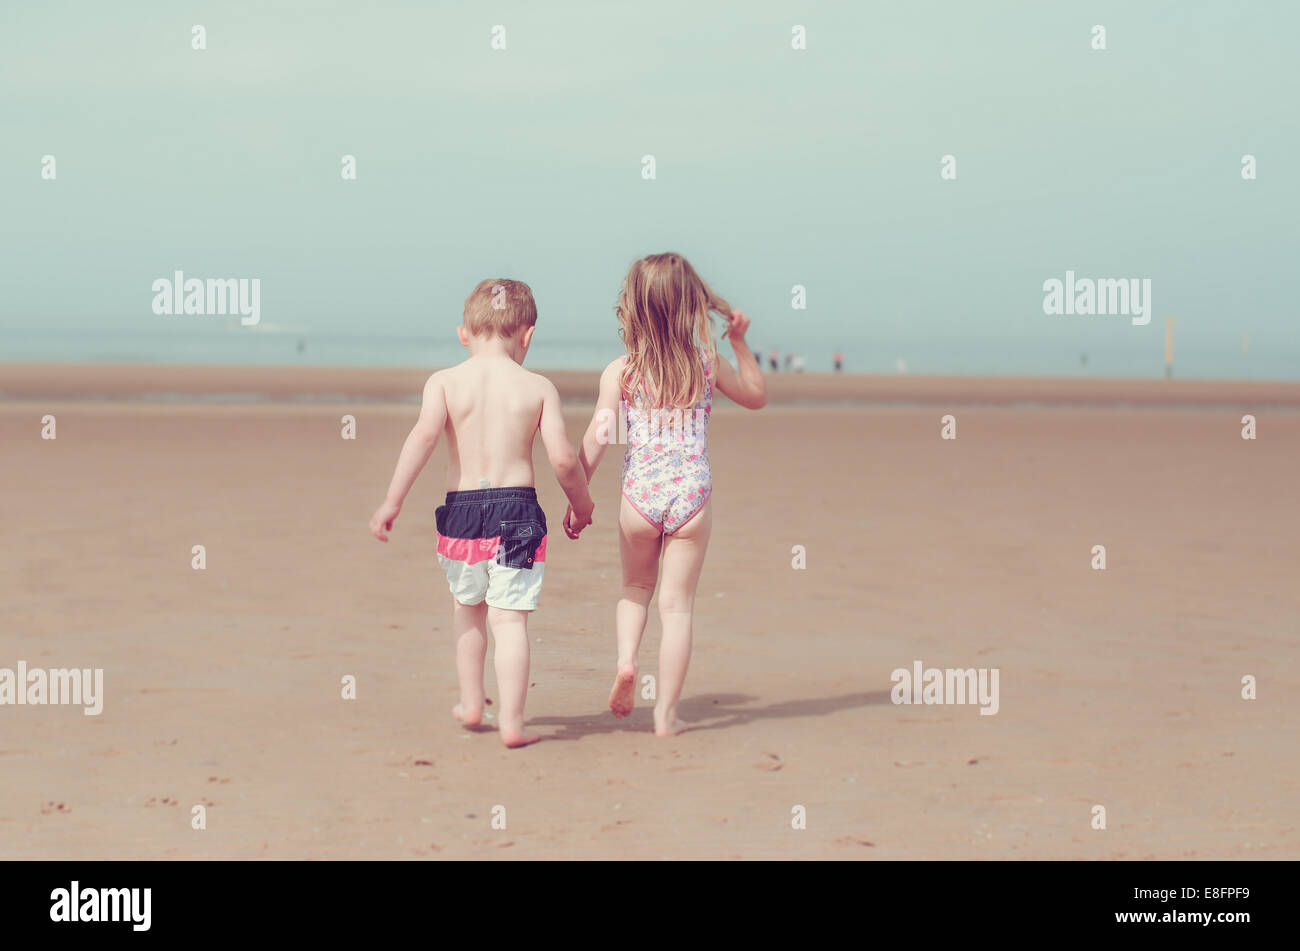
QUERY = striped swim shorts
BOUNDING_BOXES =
[434,487,548,611]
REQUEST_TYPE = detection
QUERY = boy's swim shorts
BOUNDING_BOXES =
[434,487,547,611]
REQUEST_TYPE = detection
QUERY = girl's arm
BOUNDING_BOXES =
[369,373,447,541]
[578,357,625,479]
[714,310,767,409]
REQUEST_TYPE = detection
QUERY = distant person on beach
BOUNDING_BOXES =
[784,352,793,371]
[571,253,766,735]
[792,354,806,373]
[368,279,595,748]
[833,350,843,372]
[769,349,779,371]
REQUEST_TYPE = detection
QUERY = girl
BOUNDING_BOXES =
[566,253,766,735]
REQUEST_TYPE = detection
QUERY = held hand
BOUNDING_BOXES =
[369,500,401,542]
[564,502,594,539]
[723,309,751,345]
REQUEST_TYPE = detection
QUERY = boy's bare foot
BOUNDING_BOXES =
[608,664,637,718]
[653,708,689,736]
[500,725,541,748]
[452,703,482,728]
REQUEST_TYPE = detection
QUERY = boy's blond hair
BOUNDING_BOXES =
[463,278,537,338]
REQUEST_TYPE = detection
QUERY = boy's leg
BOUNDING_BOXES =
[654,500,712,736]
[486,606,540,748]
[452,600,488,726]
[610,496,663,717]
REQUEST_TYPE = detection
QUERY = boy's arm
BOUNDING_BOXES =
[713,310,767,409]
[369,374,448,542]
[538,378,595,532]
[578,358,624,480]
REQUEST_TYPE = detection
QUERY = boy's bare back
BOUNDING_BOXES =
[432,354,564,492]
[369,275,592,552]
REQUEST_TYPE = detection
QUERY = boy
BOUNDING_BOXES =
[369,279,594,748]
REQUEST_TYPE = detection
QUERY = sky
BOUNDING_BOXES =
[2,0,1297,376]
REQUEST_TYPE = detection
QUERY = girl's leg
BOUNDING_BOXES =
[452,600,488,726]
[654,500,712,736]
[609,496,663,717]
[487,606,540,748]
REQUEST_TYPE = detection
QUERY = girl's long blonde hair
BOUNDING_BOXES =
[617,253,730,409]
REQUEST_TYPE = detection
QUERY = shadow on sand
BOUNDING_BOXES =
[528,690,893,742]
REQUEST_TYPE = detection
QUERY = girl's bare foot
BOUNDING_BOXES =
[452,703,482,728]
[608,663,638,718]
[653,707,689,736]
[499,722,541,748]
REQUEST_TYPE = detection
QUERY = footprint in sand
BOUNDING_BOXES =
[389,755,437,768]
[835,836,875,847]
[40,801,70,815]
[755,752,783,771]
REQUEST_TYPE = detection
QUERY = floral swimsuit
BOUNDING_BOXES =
[621,349,713,534]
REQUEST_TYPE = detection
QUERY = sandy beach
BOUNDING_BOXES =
[2,365,1297,859]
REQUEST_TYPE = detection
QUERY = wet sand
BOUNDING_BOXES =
[2,365,1297,858]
